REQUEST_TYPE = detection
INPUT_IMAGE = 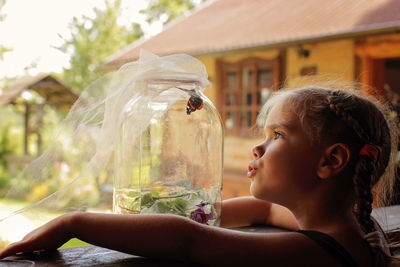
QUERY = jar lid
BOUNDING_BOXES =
[147,72,208,87]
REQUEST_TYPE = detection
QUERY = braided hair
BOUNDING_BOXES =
[260,86,397,234]
[327,89,391,234]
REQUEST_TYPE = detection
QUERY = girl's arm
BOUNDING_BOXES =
[0,212,330,266]
[0,213,196,261]
[220,196,299,230]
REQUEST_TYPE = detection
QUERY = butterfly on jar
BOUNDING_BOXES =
[186,94,204,115]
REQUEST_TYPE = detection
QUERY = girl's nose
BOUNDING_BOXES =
[252,142,265,159]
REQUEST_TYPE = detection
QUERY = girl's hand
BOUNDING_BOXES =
[0,213,75,259]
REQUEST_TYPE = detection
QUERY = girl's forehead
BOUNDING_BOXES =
[265,100,299,127]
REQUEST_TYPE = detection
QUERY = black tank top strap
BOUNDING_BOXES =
[295,230,359,267]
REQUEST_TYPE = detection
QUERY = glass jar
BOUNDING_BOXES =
[113,73,223,226]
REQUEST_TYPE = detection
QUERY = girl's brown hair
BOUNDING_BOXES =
[259,86,399,265]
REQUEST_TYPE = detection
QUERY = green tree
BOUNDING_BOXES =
[59,0,143,93]
[141,0,207,25]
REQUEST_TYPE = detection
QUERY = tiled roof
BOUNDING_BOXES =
[105,0,400,67]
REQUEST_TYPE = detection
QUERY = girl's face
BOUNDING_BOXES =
[248,100,323,205]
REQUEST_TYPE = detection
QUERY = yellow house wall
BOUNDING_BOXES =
[214,50,280,63]
[196,56,217,104]
[286,39,355,88]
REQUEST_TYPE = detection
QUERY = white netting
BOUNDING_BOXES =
[0,50,209,244]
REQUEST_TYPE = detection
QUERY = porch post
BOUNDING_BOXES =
[24,103,30,155]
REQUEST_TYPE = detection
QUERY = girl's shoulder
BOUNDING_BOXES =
[294,230,361,266]
[195,227,344,266]
[272,231,346,266]
[274,230,372,266]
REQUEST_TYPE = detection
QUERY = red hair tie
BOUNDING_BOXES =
[359,144,379,163]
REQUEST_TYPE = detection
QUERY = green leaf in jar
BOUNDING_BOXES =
[141,192,159,207]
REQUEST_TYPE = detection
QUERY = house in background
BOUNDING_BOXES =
[104,0,400,199]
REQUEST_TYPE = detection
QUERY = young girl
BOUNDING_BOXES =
[0,86,398,266]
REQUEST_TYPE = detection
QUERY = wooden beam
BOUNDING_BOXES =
[355,41,400,59]
[37,104,44,156]
[273,55,280,91]
[24,103,30,155]
[251,61,258,126]
[215,59,224,123]
[236,63,242,134]
[358,55,386,99]
[359,55,372,91]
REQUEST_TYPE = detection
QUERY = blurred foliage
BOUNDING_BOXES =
[0,107,22,196]
[0,125,15,194]
[141,0,207,25]
[0,98,66,198]
[0,237,8,250]
[0,0,11,60]
[0,0,5,20]
[58,0,143,93]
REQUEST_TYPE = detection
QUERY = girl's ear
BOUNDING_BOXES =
[317,143,351,179]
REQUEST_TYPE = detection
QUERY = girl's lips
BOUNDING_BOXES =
[247,165,257,178]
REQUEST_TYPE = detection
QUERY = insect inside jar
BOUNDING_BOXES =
[186,93,204,115]
[175,87,204,115]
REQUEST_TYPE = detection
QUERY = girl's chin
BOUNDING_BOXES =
[250,183,275,202]
[249,183,264,199]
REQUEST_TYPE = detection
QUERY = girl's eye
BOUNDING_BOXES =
[273,131,283,140]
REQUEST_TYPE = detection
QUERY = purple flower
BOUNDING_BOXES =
[190,203,213,224]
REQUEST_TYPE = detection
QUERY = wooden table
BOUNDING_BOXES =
[0,246,191,267]
[0,205,399,266]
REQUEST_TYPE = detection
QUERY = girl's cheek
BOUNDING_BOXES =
[263,146,280,163]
